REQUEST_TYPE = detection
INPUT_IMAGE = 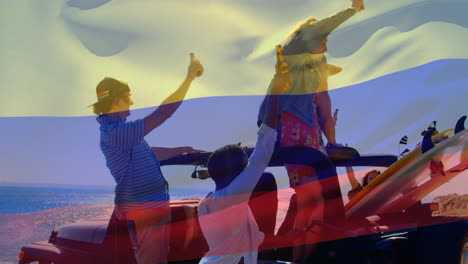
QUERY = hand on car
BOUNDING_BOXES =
[326,142,343,147]
[180,146,205,154]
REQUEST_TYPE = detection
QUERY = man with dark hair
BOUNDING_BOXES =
[198,49,291,264]
[92,54,203,264]
[207,144,249,186]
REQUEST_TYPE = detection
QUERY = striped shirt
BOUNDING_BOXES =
[97,115,169,212]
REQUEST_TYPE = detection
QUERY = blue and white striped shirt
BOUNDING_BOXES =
[97,115,169,212]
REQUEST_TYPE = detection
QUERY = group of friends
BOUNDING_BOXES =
[91,0,367,263]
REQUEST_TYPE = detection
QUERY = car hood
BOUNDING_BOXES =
[56,219,109,244]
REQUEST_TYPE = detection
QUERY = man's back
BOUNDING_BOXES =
[97,115,169,212]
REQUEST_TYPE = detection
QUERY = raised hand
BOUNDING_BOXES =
[351,0,365,12]
[187,53,204,80]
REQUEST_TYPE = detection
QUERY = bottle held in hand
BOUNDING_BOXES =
[276,45,288,75]
[190,52,203,77]
[271,45,291,94]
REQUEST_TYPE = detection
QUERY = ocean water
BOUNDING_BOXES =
[0,185,115,214]
[0,184,209,214]
[0,183,211,262]
[0,184,287,263]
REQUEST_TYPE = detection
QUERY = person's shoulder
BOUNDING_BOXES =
[199,191,214,204]
[112,118,144,133]
[198,191,221,215]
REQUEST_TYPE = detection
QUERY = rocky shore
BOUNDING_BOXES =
[433,194,468,216]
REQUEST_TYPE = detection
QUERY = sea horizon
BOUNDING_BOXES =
[0,182,214,214]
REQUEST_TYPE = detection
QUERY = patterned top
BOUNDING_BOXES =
[97,115,169,212]
[258,54,326,128]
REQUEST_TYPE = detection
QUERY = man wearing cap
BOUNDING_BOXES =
[257,0,365,261]
[92,54,203,264]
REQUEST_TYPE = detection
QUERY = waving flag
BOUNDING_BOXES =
[1,0,467,263]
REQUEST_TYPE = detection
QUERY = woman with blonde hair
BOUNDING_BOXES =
[257,0,366,261]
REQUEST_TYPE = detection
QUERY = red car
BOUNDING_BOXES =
[19,124,468,264]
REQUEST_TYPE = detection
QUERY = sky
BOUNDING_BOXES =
[0,0,467,196]
[2,0,468,116]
